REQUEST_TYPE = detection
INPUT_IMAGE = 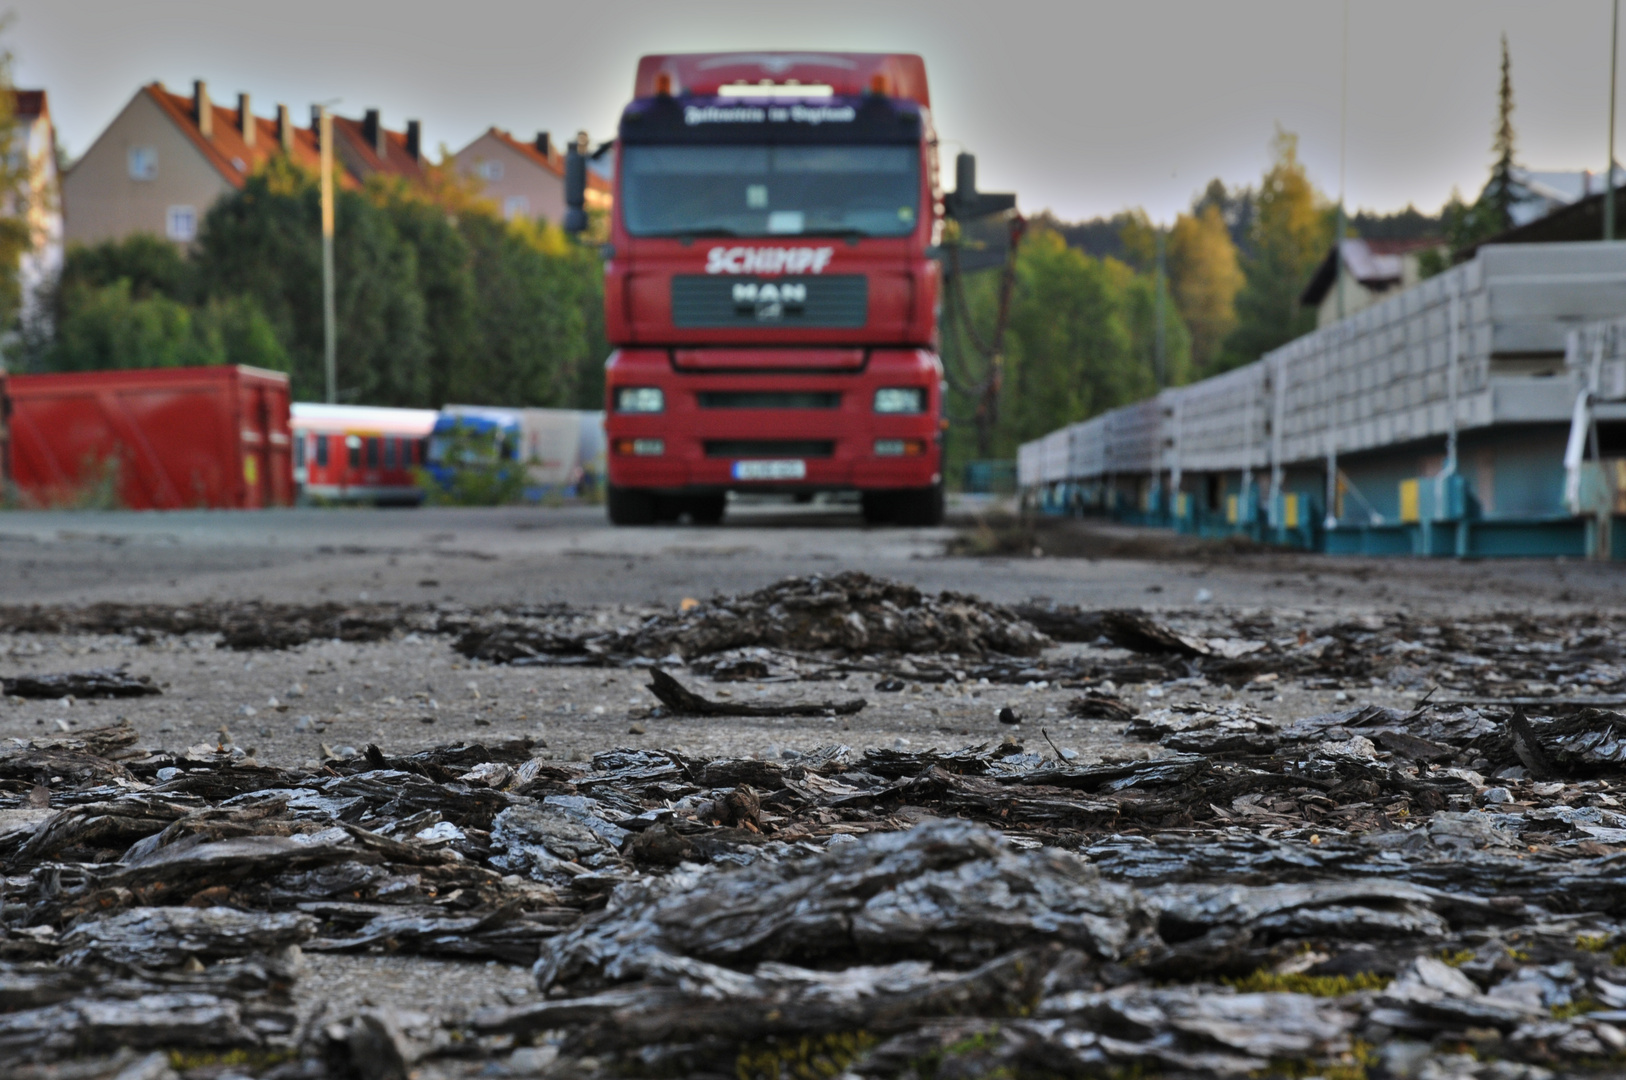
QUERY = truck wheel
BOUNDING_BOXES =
[860,491,894,526]
[688,494,726,525]
[896,484,945,527]
[607,485,657,526]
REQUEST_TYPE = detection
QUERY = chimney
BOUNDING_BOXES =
[194,80,212,137]
[535,131,552,161]
[238,92,254,146]
[363,108,385,157]
[277,104,293,153]
[406,119,421,162]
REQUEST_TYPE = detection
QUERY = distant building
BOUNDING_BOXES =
[327,107,427,187]
[454,128,613,223]
[1508,166,1626,227]
[61,81,431,249]
[1300,237,1444,329]
[11,90,62,335]
[455,128,565,222]
[61,80,325,248]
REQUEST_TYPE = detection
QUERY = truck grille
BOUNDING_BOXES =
[671,275,868,329]
[697,391,842,409]
[704,440,835,459]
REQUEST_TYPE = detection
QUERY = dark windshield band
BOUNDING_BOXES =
[621,144,921,239]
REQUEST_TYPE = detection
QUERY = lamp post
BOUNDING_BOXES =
[319,106,337,404]
[1608,0,1619,241]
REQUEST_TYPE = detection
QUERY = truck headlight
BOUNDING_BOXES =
[616,387,665,413]
[873,388,925,414]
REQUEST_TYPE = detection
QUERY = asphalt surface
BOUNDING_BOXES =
[3,497,1622,612]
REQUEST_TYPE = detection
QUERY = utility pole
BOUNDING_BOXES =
[1153,226,1168,388]
[319,106,337,404]
[1609,0,1620,241]
[1335,0,1349,320]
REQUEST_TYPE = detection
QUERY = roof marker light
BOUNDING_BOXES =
[717,83,835,99]
[654,72,674,96]
[869,73,889,96]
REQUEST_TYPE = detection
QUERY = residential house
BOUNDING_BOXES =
[328,107,427,187]
[11,90,62,335]
[62,80,325,248]
[454,128,612,223]
[1300,237,1443,329]
[61,81,429,250]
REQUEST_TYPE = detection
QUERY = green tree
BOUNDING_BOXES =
[370,176,479,408]
[56,233,195,305]
[995,228,1151,450]
[46,280,287,372]
[1481,34,1519,234]
[195,158,430,404]
[0,26,34,349]
[1221,129,1331,369]
[1167,204,1243,376]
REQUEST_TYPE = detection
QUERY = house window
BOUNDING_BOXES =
[503,195,530,219]
[166,205,197,242]
[128,146,157,180]
[478,159,504,181]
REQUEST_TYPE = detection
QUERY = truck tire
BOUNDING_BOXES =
[896,483,945,527]
[687,493,726,525]
[607,485,658,525]
[860,491,895,526]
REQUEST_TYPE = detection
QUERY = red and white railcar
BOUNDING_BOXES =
[291,403,437,505]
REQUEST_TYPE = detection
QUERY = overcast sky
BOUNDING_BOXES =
[13,1,1623,223]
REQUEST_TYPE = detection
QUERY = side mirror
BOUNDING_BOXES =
[944,151,1016,221]
[564,144,588,234]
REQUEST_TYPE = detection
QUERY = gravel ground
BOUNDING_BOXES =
[1,500,1618,1024]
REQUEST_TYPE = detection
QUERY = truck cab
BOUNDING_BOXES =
[595,52,945,526]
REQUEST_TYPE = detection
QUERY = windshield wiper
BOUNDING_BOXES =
[658,228,739,239]
[796,228,871,239]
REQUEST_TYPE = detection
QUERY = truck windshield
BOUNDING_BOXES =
[621,145,919,238]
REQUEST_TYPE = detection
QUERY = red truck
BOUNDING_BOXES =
[2,365,293,510]
[576,52,950,526]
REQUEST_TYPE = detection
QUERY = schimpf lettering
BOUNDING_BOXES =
[706,247,835,275]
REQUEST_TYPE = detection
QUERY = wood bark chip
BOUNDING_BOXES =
[646,668,866,717]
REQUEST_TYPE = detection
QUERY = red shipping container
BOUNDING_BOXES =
[3,365,293,510]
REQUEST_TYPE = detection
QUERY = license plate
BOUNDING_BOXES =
[732,459,806,481]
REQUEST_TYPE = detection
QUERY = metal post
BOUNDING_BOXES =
[1446,279,1461,474]
[1336,0,1349,320]
[1610,0,1620,241]
[1154,227,1167,387]
[319,107,337,405]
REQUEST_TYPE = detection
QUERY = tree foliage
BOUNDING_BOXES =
[1220,129,1331,369]
[944,225,1181,468]
[41,155,606,410]
[1166,204,1243,377]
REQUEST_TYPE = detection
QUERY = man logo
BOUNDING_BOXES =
[733,281,807,321]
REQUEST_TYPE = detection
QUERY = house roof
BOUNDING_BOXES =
[486,127,563,178]
[1460,186,1626,256]
[474,127,612,194]
[330,112,426,183]
[142,82,328,190]
[1300,237,1440,306]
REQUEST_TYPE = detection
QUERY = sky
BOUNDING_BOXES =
[12,0,1624,224]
